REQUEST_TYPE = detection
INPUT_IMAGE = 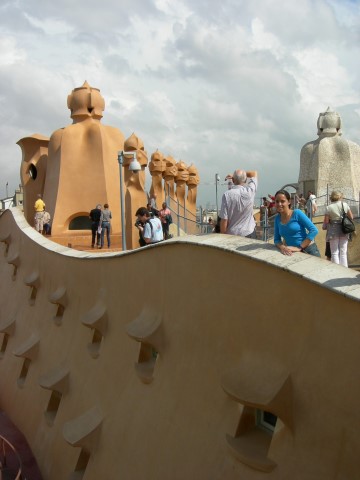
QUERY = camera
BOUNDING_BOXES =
[135,220,143,228]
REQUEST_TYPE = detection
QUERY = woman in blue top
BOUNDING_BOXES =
[274,190,320,257]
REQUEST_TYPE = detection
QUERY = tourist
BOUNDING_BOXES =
[43,211,51,235]
[267,193,276,216]
[225,173,234,189]
[274,189,320,256]
[135,207,163,244]
[159,202,172,239]
[89,204,102,248]
[260,197,269,221]
[220,169,258,238]
[322,191,353,267]
[306,191,317,219]
[214,216,221,233]
[34,194,46,234]
[296,193,306,211]
[149,193,158,209]
[146,202,159,219]
[100,203,112,249]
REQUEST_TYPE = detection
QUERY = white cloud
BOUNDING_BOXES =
[290,48,359,106]
[23,12,73,35]
[0,36,26,66]
[0,0,360,208]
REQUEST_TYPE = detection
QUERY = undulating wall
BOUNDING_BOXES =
[1,208,360,480]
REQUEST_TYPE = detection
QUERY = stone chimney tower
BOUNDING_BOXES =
[298,107,360,200]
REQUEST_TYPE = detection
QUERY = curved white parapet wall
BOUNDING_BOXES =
[0,207,360,479]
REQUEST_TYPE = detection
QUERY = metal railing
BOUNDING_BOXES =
[162,186,360,242]
[0,434,23,479]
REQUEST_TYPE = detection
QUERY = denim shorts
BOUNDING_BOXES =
[303,243,321,257]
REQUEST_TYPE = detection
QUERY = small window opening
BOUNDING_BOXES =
[28,164,37,180]
[256,410,277,433]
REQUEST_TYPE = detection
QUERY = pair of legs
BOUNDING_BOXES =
[330,236,348,267]
[34,212,44,233]
[44,223,51,235]
[162,222,170,239]
[100,222,111,248]
[91,222,100,247]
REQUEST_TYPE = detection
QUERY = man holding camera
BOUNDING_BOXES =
[220,169,258,238]
[135,207,164,246]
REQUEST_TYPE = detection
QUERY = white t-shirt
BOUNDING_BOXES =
[306,194,317,212]
[143,217,163,243]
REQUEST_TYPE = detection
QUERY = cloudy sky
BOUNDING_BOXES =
[1,0,359,208]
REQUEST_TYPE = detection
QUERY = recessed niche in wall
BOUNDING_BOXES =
[69,216,92,230]
[125,307,163,384]
[63,405,103,479]
[0,317,15,359]
[0,333,9,359]
[0,231,11,257]
[24,271,40,306]
[45,390,62,426]
[81,292,107,359]
[39,365,69,426]
[221,361,292,473]
[18,357,31,388]
[69,449,90,480]
[7,252,20,281]
[49,286,68,325]
[13,334,40,388]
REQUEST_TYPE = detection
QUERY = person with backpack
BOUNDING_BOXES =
[135,207,163,245]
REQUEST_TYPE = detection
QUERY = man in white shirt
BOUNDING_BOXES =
[135,207,164,244]
[220,169,258,238]
[306,191,317,219]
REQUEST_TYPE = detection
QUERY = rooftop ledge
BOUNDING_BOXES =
[2,207,360,303]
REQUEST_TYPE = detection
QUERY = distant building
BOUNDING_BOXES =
[0,184,23,212]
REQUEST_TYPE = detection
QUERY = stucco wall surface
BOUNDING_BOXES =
[0,208,360,480]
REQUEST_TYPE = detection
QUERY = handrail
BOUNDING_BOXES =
[0,434,23,479]
[162,187,360,242]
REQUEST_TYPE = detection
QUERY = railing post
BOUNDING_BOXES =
[326,184,329,206]
[177,201,180,237]
[264,207,268,242]
[184,197,187,234]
